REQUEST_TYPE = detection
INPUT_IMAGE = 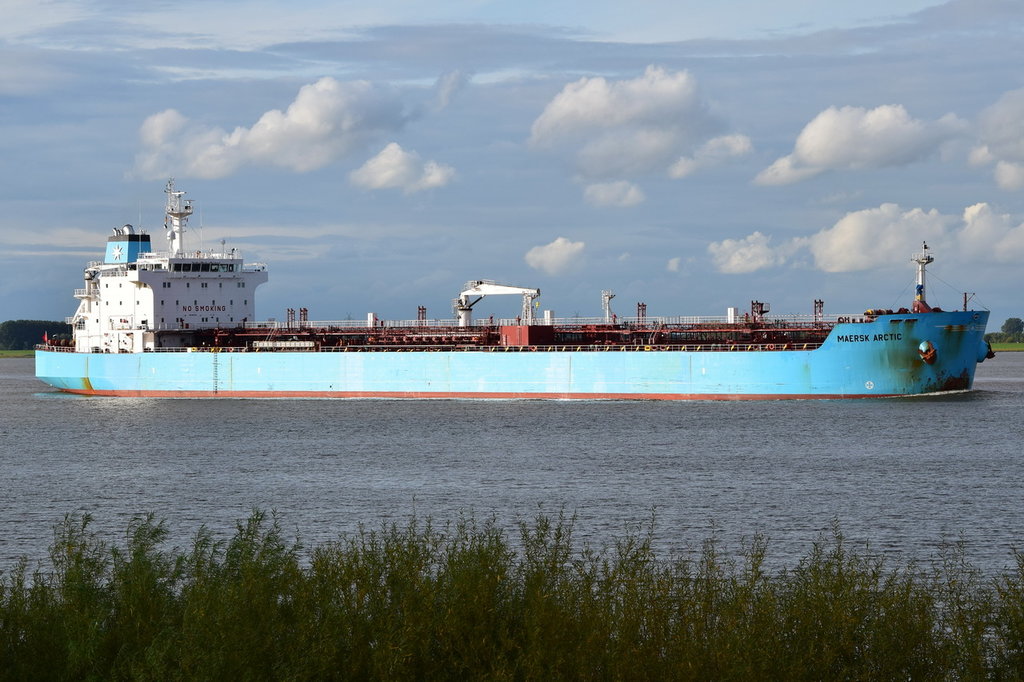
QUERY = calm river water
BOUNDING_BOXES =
[2,353,1022,573]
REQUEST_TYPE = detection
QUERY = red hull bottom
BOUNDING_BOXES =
[57,388,898,400]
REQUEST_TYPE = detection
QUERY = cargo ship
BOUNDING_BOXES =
[36,182,994,399]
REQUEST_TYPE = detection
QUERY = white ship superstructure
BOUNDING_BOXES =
[68,180,267,353]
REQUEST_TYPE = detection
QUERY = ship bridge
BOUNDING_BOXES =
[68,182,268,354]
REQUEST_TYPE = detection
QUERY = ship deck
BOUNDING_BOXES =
[49,309,929,355]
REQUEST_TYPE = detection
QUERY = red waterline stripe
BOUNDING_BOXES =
[56,388,897,400]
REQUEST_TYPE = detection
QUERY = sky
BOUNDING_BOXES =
[1,0,1022,327]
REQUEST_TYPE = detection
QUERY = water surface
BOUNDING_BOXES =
[2,354,1022,572]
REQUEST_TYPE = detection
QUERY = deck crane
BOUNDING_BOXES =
[454,280,540,327]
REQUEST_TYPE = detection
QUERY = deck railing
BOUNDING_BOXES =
[37,341,826,354]
[240,314,855,331]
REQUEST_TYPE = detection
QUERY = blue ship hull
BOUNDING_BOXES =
[36,311,992,399]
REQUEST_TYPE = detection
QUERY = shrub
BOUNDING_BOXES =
[2,511,1022,679]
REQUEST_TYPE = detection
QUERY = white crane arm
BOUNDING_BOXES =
[454,280,541,326]
[459,280,540,303]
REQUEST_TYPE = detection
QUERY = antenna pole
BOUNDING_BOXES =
[164,178,193,256]
[911,242,935,313]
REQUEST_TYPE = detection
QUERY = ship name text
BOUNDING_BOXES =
[836,333,903,343]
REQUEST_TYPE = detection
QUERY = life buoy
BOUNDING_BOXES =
[918,340,937,365]
[766,344,776,351]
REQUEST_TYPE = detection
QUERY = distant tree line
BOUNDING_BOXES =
[985,317,1023,344]
[0,320,71,350]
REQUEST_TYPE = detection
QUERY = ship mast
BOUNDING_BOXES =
[911,242,934,313]
[601,290,616,323]
[164,178,193,256]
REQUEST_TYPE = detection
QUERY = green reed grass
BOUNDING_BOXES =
[3,511,1024,680]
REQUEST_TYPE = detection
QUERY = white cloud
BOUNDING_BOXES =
[976,89,1024,161]
[958,203,1024,261]
[433,70,469,111]
[755,105,966,185]
[707,231,788,274]
[132,109,192,179]
[139,108,187,148]
[350,142,455,193]
[132,77,407,179]
[994,161,1024,190]
[529,65,741,180]
[968,144,994,167]
[969,89,1024,190]
[666,257,681,272]
[530,66,701,145]
[708,202,1024,274]
[524,237,585,275]
[669,134,753,178]
[804,204,948,272]
[583,181,645,207]
[754,155,824,186]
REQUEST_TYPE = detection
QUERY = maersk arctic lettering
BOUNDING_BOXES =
[36,182,994,399]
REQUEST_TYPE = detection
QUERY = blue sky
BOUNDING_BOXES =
[2,0,1022,326]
